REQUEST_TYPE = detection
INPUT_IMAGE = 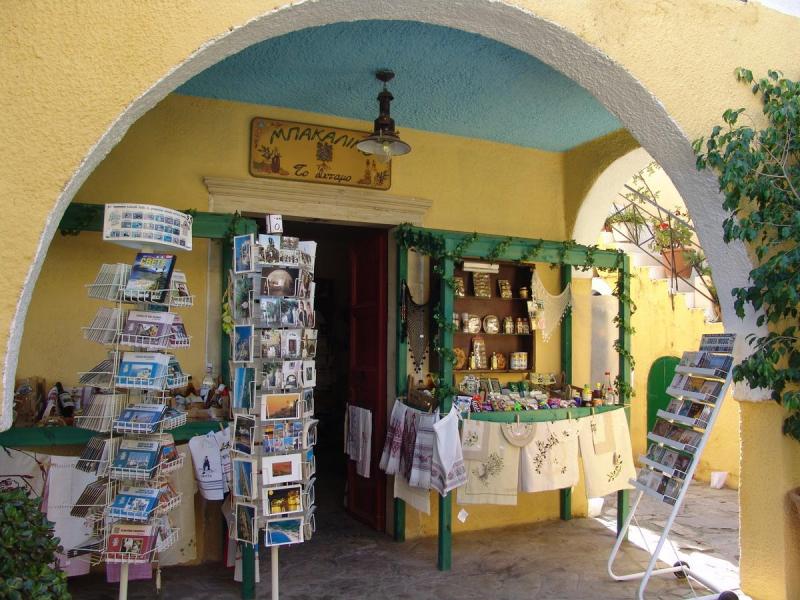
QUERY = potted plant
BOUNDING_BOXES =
[604,208,649,246]
[0,488,70,599]
[650,213,694,278]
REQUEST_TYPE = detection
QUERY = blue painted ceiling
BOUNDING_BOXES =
[176,20,621,152]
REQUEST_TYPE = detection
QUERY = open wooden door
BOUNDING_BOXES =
[346,228,388,531]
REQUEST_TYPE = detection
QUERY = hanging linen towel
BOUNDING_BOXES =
[160,445,198,566]
[345,405,373,478]
[431,407,467,495]
[393,472,431,515]
[460,418,489,461]
[189,432,224,500]
[457,422,520,506]
[380,399,408,474]
[408,412,436,489]
[399,408,419,482]
[215,427,232,494]
[578,409,636,497]
[0,447,49,497]
[519,420,580,493]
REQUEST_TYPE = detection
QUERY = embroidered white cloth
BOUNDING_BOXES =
[460,418,489,461]
[189,432,225,500]
[0,447,49,497]
[393,472,431,515]
[159,445,198,566]
[408,412,436,489]
[578,409,636,497]
[399,408,419,482]
[457,422,520,506]
[519,420,580,493]
[215,427,232,494]
[380,399,408,475]
[345,405,373,478]
[431,407,467,495]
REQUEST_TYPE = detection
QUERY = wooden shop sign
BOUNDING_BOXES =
[249,117,391,190]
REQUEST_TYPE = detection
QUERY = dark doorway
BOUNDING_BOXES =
[279,220,389,532]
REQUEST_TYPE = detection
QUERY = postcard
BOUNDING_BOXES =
[233,325,254,363]
[262,453,302,485]
[264,517,304,547]
[263,484,303,517]
[235,502,257,544]
[233,458,257,500]
[260,393,301,420]
[233,234,255,274]
[233,415,256,454]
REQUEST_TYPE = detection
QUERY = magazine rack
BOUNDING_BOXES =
[229,232,319,600]
[608,333,738,600]
[71,221,194,600]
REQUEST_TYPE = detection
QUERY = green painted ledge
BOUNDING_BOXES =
[0,420,227,448]
[462,404,624,423]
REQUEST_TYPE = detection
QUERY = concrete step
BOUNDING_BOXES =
[629,249,663,268]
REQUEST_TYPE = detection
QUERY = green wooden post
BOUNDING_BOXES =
[559,265,573,521]
[394,240,408,542]
[241,544,255,600]
[437,243,455,571]
[617,255,632,536]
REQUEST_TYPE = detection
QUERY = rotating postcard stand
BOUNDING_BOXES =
[72,204,193,600]
[607,334,738,600]
[229,226,318,600]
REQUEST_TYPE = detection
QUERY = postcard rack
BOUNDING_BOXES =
[71,208,194,600]
[608,333,738,600]
[228,229,318,600]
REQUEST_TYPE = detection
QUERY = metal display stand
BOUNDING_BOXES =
[71,211,193,600]
[608,333,738,600]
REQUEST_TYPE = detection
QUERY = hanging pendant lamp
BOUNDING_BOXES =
[356,69,411,162]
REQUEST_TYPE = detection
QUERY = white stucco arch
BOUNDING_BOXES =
[4,0,765,428]
[572,147,654,246]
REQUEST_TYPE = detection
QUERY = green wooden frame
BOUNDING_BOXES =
[394,226,632,571]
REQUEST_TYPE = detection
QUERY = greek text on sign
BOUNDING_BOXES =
[249,118,391,190]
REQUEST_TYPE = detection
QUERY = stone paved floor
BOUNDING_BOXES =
[70,483,741,600]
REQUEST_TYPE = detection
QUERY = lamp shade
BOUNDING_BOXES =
[356,70,411,161]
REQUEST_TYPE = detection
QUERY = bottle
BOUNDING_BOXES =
[200,364,214,403]
[604,372,616,405]
[581,384,591,406]
[592,383,604,406]
[491,352,498,370]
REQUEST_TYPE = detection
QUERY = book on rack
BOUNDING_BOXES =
[89,263,131,300]
[123,253,176,303]
[160,437,179,464]
[84,307,122,344]
[78,352,119,388]
[76,435,120,473]
[75,393,123,432]
[122,310,175,343]
[115,403,167,433]
[166,356,185,387]
[107,523,157,557]
[170,270,190,302]
[169,314,189,347]
[117,352,170,387]
[112,439,161,472]
[156,481,179,510]
[109,486,161,521]
[70,477,109,518]
[679,351,733,374]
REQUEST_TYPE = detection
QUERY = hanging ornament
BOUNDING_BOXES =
[402,282,429,373]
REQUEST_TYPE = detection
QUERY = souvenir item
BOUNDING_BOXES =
[457,422,520,506]
[453,347,467,370]
[503,316,514,334]
[510,352,528,370]
[471,336,488,370]
[519,420,580,493]
[578,409,636,497]
[472,273,491,298]
[466,314,481,334]
[380,400,406,475]
[495,353,507,370]
[460,419,488,461]
[500,422,536,447]
[482,315,500,334]
[431,407,468,495]
[453,277,466,298]
[497,279,512,299]
[519,287,529,299]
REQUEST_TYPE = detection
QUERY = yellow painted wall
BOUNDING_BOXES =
[5,3,800,597]
[623,267,741,488]
[16,233,211,390]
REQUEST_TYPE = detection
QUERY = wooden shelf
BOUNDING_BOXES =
[453,369,531,374]
[454,332,532,337]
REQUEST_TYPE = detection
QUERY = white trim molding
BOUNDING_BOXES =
[204,176,432,226]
